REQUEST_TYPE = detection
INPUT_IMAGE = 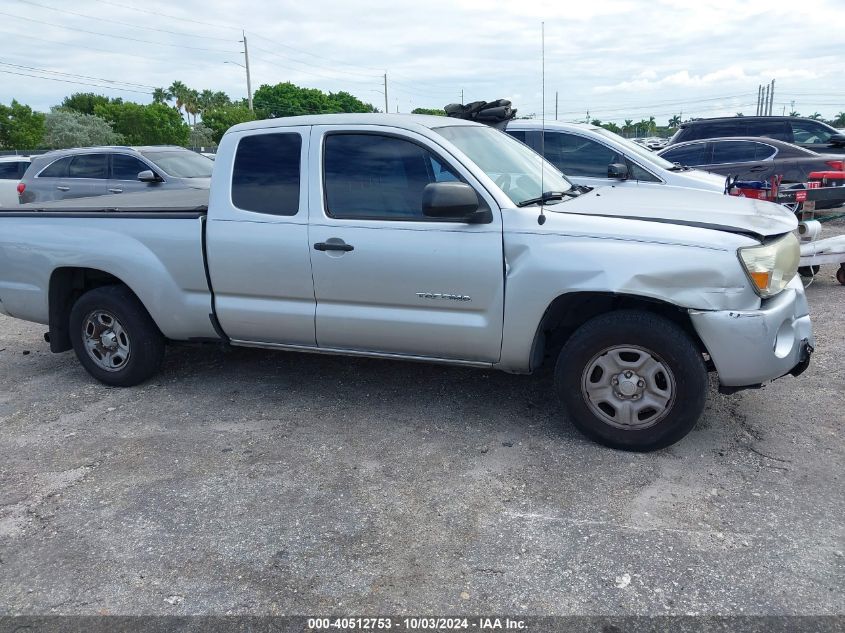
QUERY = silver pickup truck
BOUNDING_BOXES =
[0,114,813,451]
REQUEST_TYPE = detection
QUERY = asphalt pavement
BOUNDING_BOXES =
[0,240,842,617]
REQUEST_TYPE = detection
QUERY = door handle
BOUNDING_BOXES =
[749,165,767,172]
[108,188,123,193]
[314,242,354,252]
[56,186,70,191]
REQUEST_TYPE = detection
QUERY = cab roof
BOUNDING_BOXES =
[226,113,483,136]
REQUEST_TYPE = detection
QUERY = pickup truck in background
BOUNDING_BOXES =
[0,114,813,451]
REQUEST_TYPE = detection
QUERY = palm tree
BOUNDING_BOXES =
[623,119,633,137]
[834,112,845,127]
[668,115,681,128]
[789,110,801,117]
[152,87,172,105]
[809,112,823,120]
[735,112,744,117]
[168,81,190,120]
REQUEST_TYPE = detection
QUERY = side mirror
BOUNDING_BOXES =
[829,133,845,146]
[422,182,490,223]
[608,163,629,180]
[138,170,161,183]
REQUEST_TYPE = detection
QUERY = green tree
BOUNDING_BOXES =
[253,82,375,118]
[327,90,376,113]
[809,112,823,120]
[168,80,191,120]
[43,109,122,148]
[197,90,230,115]
[668,115,681,128]
[152,87,173,105]
[201,104,256,143]
[601,122,621,134]
[789,110,801,117]
[0,100,46,149]
[590,118,602,126]
[188,123,215,148]
[94,101,189,145]
[623,119,633,137]
[60,92,121,115]
[411,107,445,116]
[833,112,845,127]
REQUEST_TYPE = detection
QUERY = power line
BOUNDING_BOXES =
[247,31,384,75]
[0,68,150,94]
[0,27,224,74]
[0,60,157,90]
[249,47,380,85]
[10,0,237,43]
[88,0,238,32]
[0,10,239,54]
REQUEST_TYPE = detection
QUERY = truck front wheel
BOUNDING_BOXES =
[69,285,165,387]
[555,310,708,451]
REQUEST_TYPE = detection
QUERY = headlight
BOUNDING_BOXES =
[737,232,799,298]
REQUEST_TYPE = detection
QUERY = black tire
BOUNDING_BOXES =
[69,285,165,387]
[798,265,820,277]
[837,265,845,286]
[554,310,708,452]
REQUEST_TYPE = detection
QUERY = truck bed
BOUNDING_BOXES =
[6,188,209,216]
[0,187,216,340]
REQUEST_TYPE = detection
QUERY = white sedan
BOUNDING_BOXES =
[504,120,726,193]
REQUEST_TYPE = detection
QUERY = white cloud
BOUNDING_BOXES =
[0,0,842,124]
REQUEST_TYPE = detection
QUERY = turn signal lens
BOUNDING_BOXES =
[738,233,800,298]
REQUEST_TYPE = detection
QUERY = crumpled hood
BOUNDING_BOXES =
[557,185,797,238]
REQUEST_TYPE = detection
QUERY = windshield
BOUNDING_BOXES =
[593,127,677,170]
[141,150,214,178]
[433,125,572,206]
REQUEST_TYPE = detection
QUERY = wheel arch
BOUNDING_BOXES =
[529,291,708,372]
[48,267,153,353]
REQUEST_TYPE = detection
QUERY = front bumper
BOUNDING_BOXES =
[689,276,814,387]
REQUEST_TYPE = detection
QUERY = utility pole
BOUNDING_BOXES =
[461,89,464,104]
[768,79,775,116]
[242,31,253,111]
[762,84,769,117]
[383,73,388,114]
[555,91,558,120]
[756,85,762,116]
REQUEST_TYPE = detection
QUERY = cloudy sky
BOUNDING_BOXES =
[1,0,843,125]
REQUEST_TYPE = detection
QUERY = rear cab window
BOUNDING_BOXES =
[232,133,302,216]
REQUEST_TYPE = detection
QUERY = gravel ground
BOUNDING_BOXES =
[0,224,843,617]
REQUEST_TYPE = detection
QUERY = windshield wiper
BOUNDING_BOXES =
[516,190,577,207]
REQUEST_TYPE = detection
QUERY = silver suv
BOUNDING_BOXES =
[18,146,213,204]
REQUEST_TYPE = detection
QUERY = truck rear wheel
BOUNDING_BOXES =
[555,310,708,451]
[69,285,165,387]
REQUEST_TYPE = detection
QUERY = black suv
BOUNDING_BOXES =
[668,116,845,154]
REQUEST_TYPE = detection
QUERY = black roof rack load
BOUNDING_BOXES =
[444,99,517,129]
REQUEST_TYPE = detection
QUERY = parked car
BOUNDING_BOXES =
[18,146,213,204]
[668,116,845,155]
[0,155,30,207]
[0,114,811,451]
[659,138,845,209]
[504,120,726,192]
